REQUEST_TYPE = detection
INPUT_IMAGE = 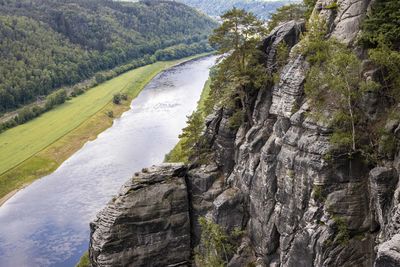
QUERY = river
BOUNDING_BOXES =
[0,55,216,267]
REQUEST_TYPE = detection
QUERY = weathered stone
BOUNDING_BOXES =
[209,187,246,232]
[212,108,238,175]
[89,2,400,265]
[89,164,191,267]
[262,20,305,72]
[375,234,400,267]
[227,238,257,267]
[317,0,372,45]
[186,164,224,246]
[370,167,398,226]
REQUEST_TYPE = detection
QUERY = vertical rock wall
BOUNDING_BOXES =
[89,0,400,266]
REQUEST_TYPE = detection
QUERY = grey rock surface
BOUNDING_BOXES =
[89,164,191,267]
[375,234,400,267]
[89,1,400,266]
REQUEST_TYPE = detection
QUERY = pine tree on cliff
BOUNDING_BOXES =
[209,8,268,126]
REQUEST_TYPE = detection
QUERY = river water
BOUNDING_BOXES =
[0,56,216,267]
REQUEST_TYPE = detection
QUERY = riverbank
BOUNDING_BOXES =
[0,53,211,206]
[164,78,212,163]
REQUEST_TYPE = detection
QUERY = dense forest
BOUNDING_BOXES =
[177,0,296,20]
[0,0,217,113]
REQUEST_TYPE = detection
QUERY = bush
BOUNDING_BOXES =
[195,217,234,267]
[113,93,121,105]
[313,185,325,202]
[360,0,400,49]
[333,216,350,245]
[0,104,46,133]
[228,110,244,130]
[120,93,128,101]
[95,73,107,84]
[45,89,67,110]
[16,107,35,124]
[106,110,114,118]
[76,252,90,267]
[267,3,306,32]
[325,1,338,10]
[73,87,85,96]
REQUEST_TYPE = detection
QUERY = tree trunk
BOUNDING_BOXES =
[346,85,356,152]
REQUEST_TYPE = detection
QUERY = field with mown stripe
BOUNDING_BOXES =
[0,54,209,201]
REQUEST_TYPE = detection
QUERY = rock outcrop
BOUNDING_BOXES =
[89,0,400,266]
[89,164,191,267]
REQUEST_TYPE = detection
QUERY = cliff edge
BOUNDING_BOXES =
[89,0,400,266]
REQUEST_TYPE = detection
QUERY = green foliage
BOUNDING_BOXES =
[228,110,244,130]
[195,217,240,267]
[210,8,267,71]
[15,106,43,124]
[360,0,400,49]
[113,93,122,105]
[298,16,330,65]
[179,110,205,159]
[325,1,338,10]
[154,41,213,61]
[95,74,107,84]
[367,37,400,101]
[267,3,306,32]
[313,185,325,202]
[333,216,350,245]
[45,89,67,110]
[209,8,268,125]
[76,252,90,267]
[0,0,217,113]
[303,0,317,19]
[379,132,399,157]
[165,78,213,163]
[356,0,400,161]
[301,17,379,154]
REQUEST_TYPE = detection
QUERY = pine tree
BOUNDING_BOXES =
[179,110,204,159]
[209,8,268,126]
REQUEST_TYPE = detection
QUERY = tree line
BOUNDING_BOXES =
[0,0,217,113]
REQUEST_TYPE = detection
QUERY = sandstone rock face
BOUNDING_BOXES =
[89,0,400,266]
[375,234,400,267]
[89,164,191,267]
[318,0,372,45]
[186,164,224,246]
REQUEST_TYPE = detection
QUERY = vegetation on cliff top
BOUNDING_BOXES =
[267,3,306,32]
[195,217,243,267]
[164,78,212,163]
[360,0,400,50]
[166,8,271,163]
[293,0,400,164]
[209,8,268,125]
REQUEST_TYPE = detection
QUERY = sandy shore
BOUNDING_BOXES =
[0,189,19,207]
[0,184,29,207]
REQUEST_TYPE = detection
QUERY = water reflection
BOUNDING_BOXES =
[0,56,216,267]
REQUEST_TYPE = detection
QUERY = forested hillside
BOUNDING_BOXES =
[177,0,295,19]
[0,0,217,113]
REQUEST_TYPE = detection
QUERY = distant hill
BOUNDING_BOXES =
[176,0,298,20]
[0,0,217,113]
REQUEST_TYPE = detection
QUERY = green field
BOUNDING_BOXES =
[0,54,209,201]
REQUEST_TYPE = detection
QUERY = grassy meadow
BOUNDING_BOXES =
[0,54,209,201]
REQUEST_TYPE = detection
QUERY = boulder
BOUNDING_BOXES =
[89,164,191,267]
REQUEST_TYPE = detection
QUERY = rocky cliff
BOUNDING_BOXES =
[89,0,400,266]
